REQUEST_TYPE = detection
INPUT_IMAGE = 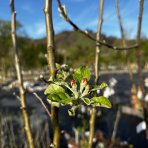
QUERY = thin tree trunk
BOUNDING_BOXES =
[44,0,60,147]
[9,0,34,148]
[88,0,104,148]
[116,0,147,140]
[115,0,140,109]
[136,0,144,93]
[136,0,148,139]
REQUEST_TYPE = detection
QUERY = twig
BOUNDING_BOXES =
[9,0,34,147]
[33,92,51,117]
[57,0,139,50]
[13,92,21,101]
[40,74,50,84]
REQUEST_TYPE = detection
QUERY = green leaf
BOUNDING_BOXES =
[56,63,61,69]
[91,82,108,91]
[68,108,74,116]
[73,66,90,83]
[81,98,91,105]
[57,92,74,105]
[47,92,73,105]
[47,100,60,107]
[68,109,74,116]
[44,84,65,95]
[47,94,60,101]
[68,106,78,116]
[60,97,74,105]
[91,96,112,108]
[57,92,69,99]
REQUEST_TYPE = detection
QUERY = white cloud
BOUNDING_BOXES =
[25,21,46,38]
[54,20,72,33]
[25,20,72,38]
[87,19,98,28]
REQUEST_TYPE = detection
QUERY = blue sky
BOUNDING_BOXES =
[0,0,148,39]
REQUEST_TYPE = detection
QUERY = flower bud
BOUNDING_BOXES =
[70,80,75,86]
[82,78,88,85]
[80,78,88,93]
[70,80,77,91]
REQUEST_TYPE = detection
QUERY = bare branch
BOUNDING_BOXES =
[33,92,51,117]
[10,0,34,147]
[57,0,139,50]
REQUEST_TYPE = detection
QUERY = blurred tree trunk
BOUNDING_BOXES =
[136,0,148,139]
[115,0,141,109]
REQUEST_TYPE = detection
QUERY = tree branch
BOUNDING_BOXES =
[57,0,139,50]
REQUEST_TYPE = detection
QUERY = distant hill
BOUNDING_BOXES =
[0,30,148,74]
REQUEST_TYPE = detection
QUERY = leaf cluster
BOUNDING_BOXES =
[44,65,111,116]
